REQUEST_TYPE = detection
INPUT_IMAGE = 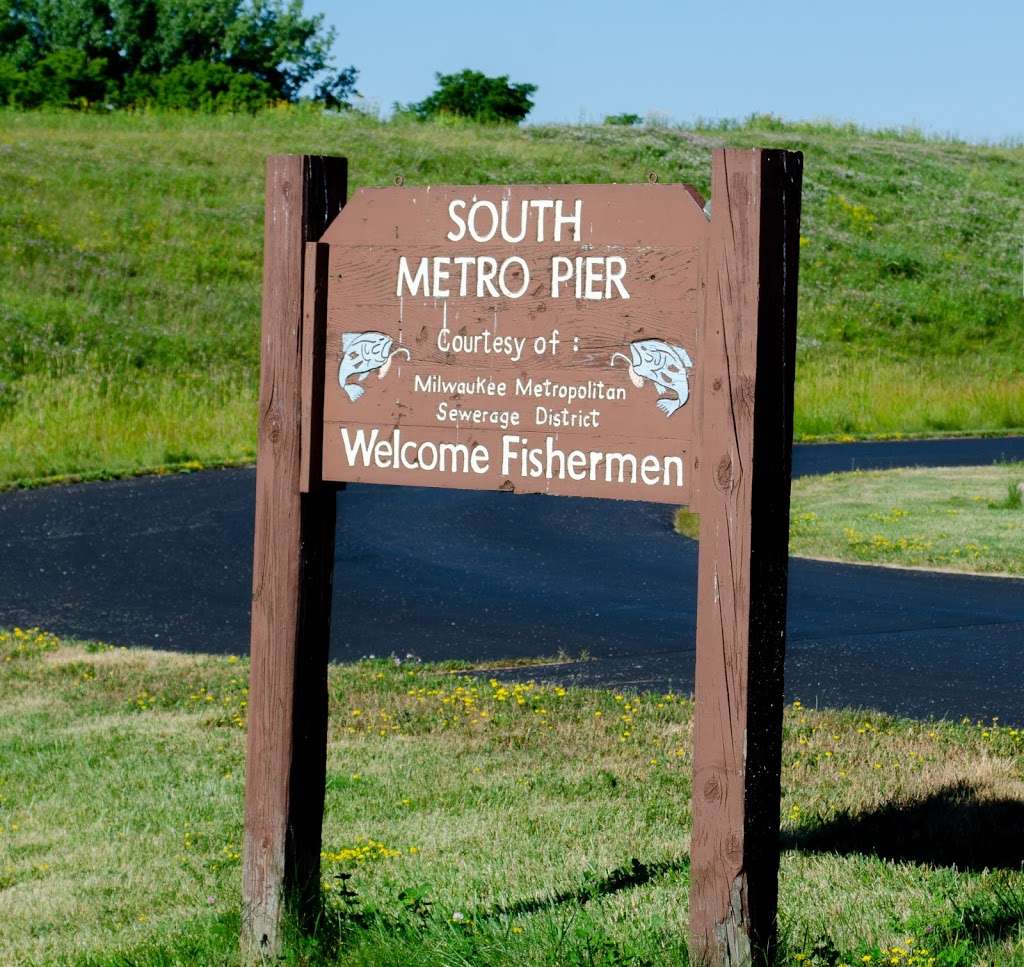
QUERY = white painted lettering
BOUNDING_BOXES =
[396,256,429,297]
[446,199,467,241]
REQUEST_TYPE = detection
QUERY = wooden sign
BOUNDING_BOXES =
[243,149,802,967]
[314,185,707,504]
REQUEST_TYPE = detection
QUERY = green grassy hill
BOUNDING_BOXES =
[0,107,1021,487]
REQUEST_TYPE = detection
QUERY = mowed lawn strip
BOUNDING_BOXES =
[0,108,1022,488]
[676,463,1024,577]
[1,629,1024,965]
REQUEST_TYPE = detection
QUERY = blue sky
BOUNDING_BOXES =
[306,0,1021,142]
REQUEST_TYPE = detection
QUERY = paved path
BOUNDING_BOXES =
[1,437,1021,723]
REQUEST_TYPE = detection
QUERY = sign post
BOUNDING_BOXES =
[243,148,801,965]
[242,155,346,958]
[689,150,803,964]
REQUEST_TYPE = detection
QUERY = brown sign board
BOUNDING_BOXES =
[244,150,803,967]
[317,185,708,505]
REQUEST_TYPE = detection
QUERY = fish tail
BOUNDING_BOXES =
[343,383,365,402]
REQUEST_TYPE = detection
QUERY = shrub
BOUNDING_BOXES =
[604,113,642,126]
[124,61,276,112]
[10,47,110,108]
[0,56,20,105]
[408,69,536,124]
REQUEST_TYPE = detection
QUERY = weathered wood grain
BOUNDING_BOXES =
[689,148,802,965]
[242,155,346,960]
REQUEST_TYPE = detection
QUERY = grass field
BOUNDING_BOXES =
[3,628,1024,965]
[676,463,1024,576]
[788,464,1024,576]
[0,107,1022,487]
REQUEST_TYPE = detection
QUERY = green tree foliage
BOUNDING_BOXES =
[604,112,641,126]
[123,61,277,112]
[313,64,358,110]
[4,47,110,107]
[0,0,358,109]
[409,69,536,124]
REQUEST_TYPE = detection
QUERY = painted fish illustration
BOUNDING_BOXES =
[610,339,693,417]
[338,331,411,402]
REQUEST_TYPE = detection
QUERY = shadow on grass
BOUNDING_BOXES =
[297,785,1024,960]
[784,780,1024,871]
[786,781,1024,947]
[478,856,691,921]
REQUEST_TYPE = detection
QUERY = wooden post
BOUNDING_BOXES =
[242,155,346,959]
[689,148,803,965]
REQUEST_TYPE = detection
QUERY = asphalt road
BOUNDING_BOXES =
[1,436,1022,723]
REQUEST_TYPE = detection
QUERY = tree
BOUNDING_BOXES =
[0,0,358,109]
[313,64,358,110]
[409,69,536,124]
